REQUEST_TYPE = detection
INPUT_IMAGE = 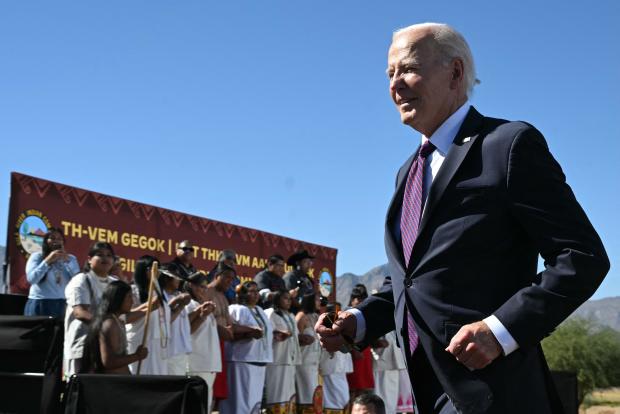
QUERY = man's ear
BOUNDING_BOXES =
[450,58,465,89]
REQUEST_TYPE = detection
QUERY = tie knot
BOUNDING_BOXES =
[419,140,436,158]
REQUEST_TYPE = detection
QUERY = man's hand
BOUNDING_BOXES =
[315,311,357,353]
[445,320,502,370]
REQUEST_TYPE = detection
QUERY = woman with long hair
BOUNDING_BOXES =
[159,262,192,375]
[295,292,321,413]
[81,280,148,373]
[183,272,219,413]
[125,255,170,376]
[220,281,273,414]
[265,290,301,413]
[63,241,117,377]
[24,227,80,317]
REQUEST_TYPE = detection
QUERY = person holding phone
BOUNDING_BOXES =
[24,227,80,317]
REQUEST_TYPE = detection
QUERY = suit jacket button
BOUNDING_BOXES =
[404,278,413,288]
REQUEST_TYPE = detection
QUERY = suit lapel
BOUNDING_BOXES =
[405,107,485,274]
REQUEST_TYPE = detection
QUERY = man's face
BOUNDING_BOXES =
[351,403,376,414]
[269,260,286,277]
[387,28,457,136]
[216,270,235,292]
[299,258,313,273]
[177,246,193,262]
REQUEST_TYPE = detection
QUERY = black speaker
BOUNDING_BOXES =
[0,372,45,414]
[0,316,61,372]
[0,316,64,414]
[0,293,28,315]
[64,374,209,414]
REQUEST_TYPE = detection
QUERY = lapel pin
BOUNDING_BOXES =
[463,137,471,143]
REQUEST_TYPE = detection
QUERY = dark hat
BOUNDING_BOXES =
[214,262,236,277]
[159,263,185,280]
[187,271,208,285]
[218,249,237,263]
[286,249,315,266]
[178,240,193,250]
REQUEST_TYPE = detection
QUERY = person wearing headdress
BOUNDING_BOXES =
[220,281,273,414]
[265,290,301,413]
[254,253,288,309]
[205,262,236,407]
[295,292,322,413]
[283,249,316,313]
[81,280,148,374]
[159,262,192,375]
[183,271,219,413]
[319,303,353,414]
[125,255,171,376]
[25,227,80,317]
[172,240,198,280]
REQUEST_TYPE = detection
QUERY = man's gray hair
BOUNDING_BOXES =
[394,22,480,97]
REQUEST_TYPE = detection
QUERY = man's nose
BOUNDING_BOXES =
[390,74,404,93]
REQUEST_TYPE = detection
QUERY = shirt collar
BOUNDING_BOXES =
[422,101,471,155]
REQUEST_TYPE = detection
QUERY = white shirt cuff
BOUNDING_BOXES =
[347,308,366,343]
[484,315,519,356]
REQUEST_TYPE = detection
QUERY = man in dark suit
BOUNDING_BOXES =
[316,23,609,414]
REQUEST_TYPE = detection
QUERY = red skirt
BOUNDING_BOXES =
[213,340,228,400]
[346,347,375,390]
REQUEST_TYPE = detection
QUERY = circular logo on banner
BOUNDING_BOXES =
[319,268,333,298]
[14,209,52,258]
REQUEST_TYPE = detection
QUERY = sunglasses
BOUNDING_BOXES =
[181,247,193,252]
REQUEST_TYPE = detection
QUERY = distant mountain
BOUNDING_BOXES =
[571,296,620,332]
[336,264,389,305]
[337,265,620,332]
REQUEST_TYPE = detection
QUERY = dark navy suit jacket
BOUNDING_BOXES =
[357,107,609,414]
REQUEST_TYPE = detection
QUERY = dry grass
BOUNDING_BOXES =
[581,388,620,414]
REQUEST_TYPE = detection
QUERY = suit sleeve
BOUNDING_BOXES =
[356,277,397,346]
[493,127,610,348]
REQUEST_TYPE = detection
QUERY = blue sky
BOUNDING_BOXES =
[1,1,618,299]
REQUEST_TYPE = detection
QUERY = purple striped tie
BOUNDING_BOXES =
[401,139,435,355]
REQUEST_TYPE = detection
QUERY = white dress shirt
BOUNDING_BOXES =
[349,101,519,356]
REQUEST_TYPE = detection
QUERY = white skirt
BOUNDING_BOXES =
[373,369,400,414]
[128,337,169,376]
[322,373,349,410]
[295,363,319,404]
[265,364,296,404]
[218,361,266,414]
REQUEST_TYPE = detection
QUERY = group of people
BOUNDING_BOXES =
[21,20,611,414]
[24,229,407,413]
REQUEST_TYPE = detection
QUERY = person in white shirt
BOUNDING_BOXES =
[295,292,321,412]
[126,255,171,376]
[158,262,192,375]
[183,271,219,413]
[371,331,407,414]
[265,290,301,412]
[220,281,273,414]
[319,303,353,414]
[64,242,117,377]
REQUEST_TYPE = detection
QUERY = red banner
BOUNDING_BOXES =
[5,172,337,300]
